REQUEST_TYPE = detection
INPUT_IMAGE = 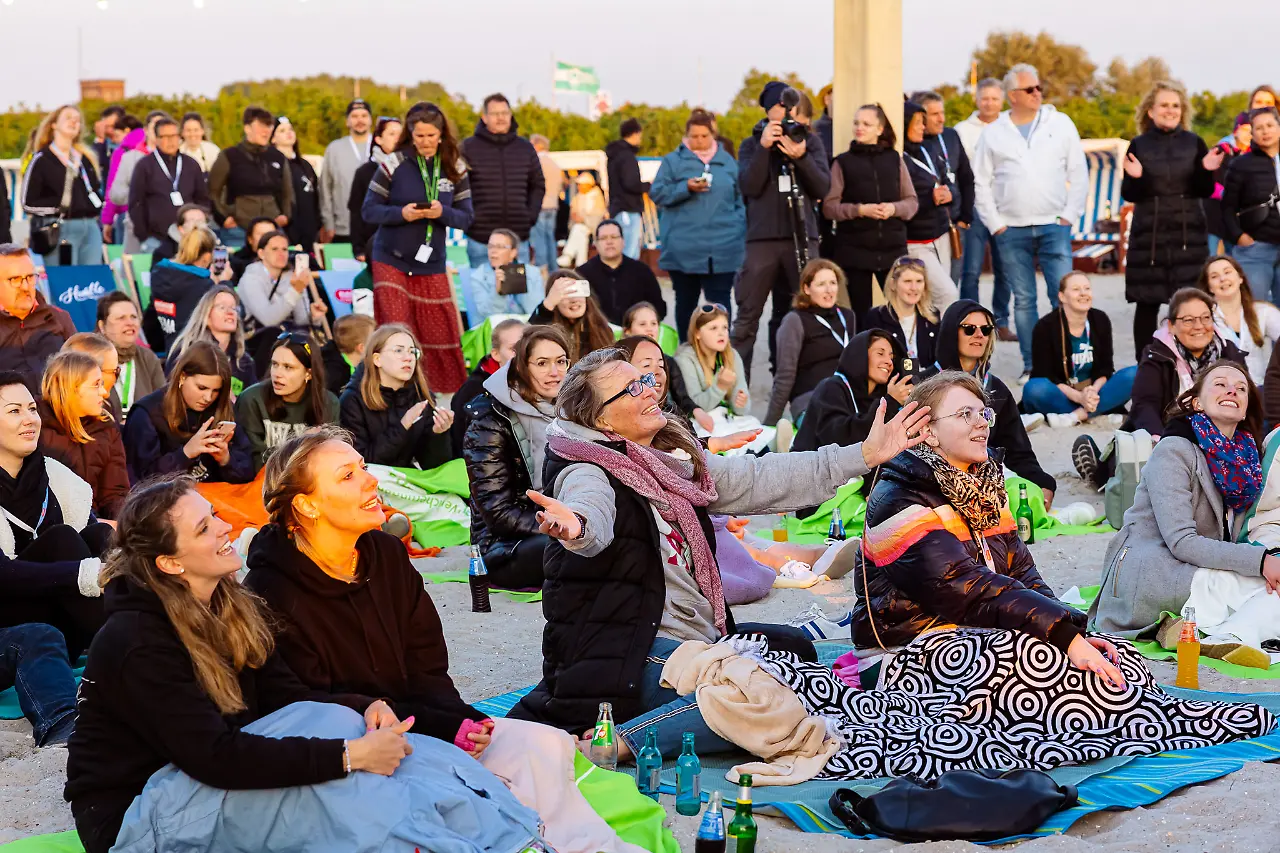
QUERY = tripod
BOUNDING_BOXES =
[781,158,810,275]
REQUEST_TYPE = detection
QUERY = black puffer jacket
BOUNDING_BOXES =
[864,303,939,370]
[1122,333,1247,435]
[461,392,540,564]
[338,380,452,469]
[459,117,545,243]
[793,329,904,454]
[509,447,731,733]
[1122,127,1214,305]
[827,143,910,271]
[902,102,951,243]
[283,153,321,252]
[1221,145,1280,245]
[921,299,1055,494]
[851,448,1086,651]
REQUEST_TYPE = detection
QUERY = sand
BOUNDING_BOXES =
[4,272,1279,851]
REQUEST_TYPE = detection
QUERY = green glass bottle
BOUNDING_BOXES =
[725,773,757,853]
[1015,483,1034,545]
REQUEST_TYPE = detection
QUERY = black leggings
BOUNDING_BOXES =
[1133,302,1163,361]
[484,535,549,591]
[842,266,892,329]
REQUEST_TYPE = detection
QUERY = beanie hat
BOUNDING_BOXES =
[759,81,788,111]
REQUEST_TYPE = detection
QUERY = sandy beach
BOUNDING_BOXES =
[3,272,1278,851]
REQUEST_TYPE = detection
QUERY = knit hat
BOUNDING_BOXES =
[759,81,788,111]
[346,98,371,116]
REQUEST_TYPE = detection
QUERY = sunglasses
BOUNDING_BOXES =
[698,303,728,314]
[276,331,311,356]
[1015,84,1043,95]
[959,323,995,337]
[602,372,658,407]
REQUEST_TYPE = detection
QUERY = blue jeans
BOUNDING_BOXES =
[995,223,1072,371]
[616,211,643,260]
[1021,366,1138,417]
[616,624,816,758]
[467,237,530,268]
[1233,241,1280,304]
[669,270,735,342]
[961,213,1010,328]
[530,209,558,269]
[42,217,104,267]
[0,623,78,745]
[110,212,126,246]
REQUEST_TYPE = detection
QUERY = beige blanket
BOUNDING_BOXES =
[660,641,839,786]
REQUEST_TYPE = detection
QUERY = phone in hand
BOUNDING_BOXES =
[563,280,591,299]
[700,170,714,186]
[413,202,432,210]
[498,262,528,295]
[294,253,309,275]
[899,356,916,377]
[212,245,228,275]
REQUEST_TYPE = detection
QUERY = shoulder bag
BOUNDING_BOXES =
[29,158,78,256]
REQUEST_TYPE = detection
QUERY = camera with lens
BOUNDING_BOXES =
[779,87,808,143]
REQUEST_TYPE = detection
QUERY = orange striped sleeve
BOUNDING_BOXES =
[862,504,1018,566]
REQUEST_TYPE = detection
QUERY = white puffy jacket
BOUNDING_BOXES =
[972,105,1088,233]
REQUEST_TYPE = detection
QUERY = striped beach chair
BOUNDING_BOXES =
[1071,139,1129,273]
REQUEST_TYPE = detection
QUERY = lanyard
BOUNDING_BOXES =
[153,151,183,190]
[834,371,860,414]
[350,136,371,163]
[119,360,136,411]
[5,487,49,536]
[51,144,97,198]
[899,310,918,358]
[813,310,849,349]
[906,150,939,181]
[417,155,441,243]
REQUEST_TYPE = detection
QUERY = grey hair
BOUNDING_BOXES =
[556,346,708,477]
[1003,64,1039,93]
[911,90,944,107]
[976,77,1004,94]
[0,243,28,259]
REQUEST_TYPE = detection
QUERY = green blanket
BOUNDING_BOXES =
[1006,477,1115,539]
[369,460,472,549]
[420,570,542,603]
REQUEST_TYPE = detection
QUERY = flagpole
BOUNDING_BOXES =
[551,53,557,110]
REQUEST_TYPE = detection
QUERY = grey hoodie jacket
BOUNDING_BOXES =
[482,360,556,489]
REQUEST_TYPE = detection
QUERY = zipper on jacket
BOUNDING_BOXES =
[1112,545,1128,596]
[873,162,883,246]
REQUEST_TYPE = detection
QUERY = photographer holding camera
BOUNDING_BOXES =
[732,81,831,381]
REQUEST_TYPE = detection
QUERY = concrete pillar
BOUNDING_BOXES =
[832,0,903,155]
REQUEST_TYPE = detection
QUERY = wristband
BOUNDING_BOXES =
[342,739,352,774]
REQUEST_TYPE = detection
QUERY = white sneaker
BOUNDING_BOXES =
[787,603,853,641]
[1018,371,1031,386]
[1046,413,1081,429]
[774,417,794,454]
[1092,414,1125,430]
[1021,413,1045,432]
[777,559,814,579]
[812,536,862,580]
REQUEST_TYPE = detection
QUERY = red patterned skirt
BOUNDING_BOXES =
[371,262,466,393]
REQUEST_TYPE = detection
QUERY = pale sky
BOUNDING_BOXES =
[2,0,1276,113]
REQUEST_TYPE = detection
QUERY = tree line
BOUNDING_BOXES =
[0,31,1258,161]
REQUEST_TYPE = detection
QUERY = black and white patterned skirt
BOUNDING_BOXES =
[749,628,1275,781]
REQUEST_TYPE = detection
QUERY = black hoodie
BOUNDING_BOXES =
[243,526,484,743]
[459,116,545,243]
[922,299,1056,493]
[65,577,367,853]
[793,329,905,465]
[605,138,651,216]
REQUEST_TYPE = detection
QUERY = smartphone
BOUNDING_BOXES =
[498,262,527,295]
[294,253,309,275]
[700,170,714,186]
[563,280,591,299]
[898,356,916,377]
[217,420,237,434]
[212,245,228,274]
[413,202,432,210]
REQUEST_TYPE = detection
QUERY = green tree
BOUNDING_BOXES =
[970,30,1097,101]
[728,68,815,114]
[1101,57,1176,100]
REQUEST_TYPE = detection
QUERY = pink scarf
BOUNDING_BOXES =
[685,139,717,166]
[547,431,726,633]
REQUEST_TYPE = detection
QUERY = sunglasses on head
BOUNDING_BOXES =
[602,372,658,407]
[276,331,311,356]
[959,323,995,337]
[698,304,728,314]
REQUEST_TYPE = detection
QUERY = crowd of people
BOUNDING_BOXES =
[1,65,1280,851]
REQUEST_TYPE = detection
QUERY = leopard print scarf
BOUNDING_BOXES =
[908,443,1007,533]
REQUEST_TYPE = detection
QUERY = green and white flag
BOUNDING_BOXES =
[554,61,600,94]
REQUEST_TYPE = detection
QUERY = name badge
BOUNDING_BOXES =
[87,191,102,208]
[946,170,957,185]
[777,174,792,193]
[170,191,184,206]
[415,244,434,263]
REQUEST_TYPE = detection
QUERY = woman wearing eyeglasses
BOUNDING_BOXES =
[673,303,749,419]
[1122,82,1218,359]
[270,118,321,258]
[165,285,259,400]
[924,299,1056,506]
[338,324,453,471]
[235,334,340,474]
[462,325,570,590]
[509,347,930,755]
[39,350,130,520]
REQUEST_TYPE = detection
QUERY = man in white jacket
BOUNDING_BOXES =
[972,64,1087,374]
[955,77,1014,342]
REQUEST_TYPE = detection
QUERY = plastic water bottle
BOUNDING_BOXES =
[695,791,726,853]
[468,546,491,613]
[635,728,662,800]
[590,702,618,771]
[675,732,702,816]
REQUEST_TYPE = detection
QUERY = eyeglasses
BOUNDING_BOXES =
[275,331,311,356]
[935,406,996,428]
[601,372,657,407]
[959,323,995,337]
[698,303,728,314]
[384,345,422,360]
[1173,314,1214,328]
[107,366,121,380]
[1015,84,1043,95]
[3,274,37,289]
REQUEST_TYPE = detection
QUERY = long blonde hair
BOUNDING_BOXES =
[1136,81,1193,134]
[102,476,274,715]
[360,323,432,411]
[30,105,97,171]
[687,304,735,386]
[884,256,939,323]
[42,350,106,444]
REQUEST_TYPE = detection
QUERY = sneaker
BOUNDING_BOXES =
[777,559,814,579]
[1018,371,1031,386]
[1072,434,1102,487]
[1046,412,1081,429]
[774,417,794,454]
[787,603,853,642]
[996,326,1019,342]
[1021,412,1045,432]
[812,535,862,580]
[1092,413,1125,430]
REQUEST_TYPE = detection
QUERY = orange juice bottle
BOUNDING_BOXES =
[1175,607,1200,689]
[772,514,789,542]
